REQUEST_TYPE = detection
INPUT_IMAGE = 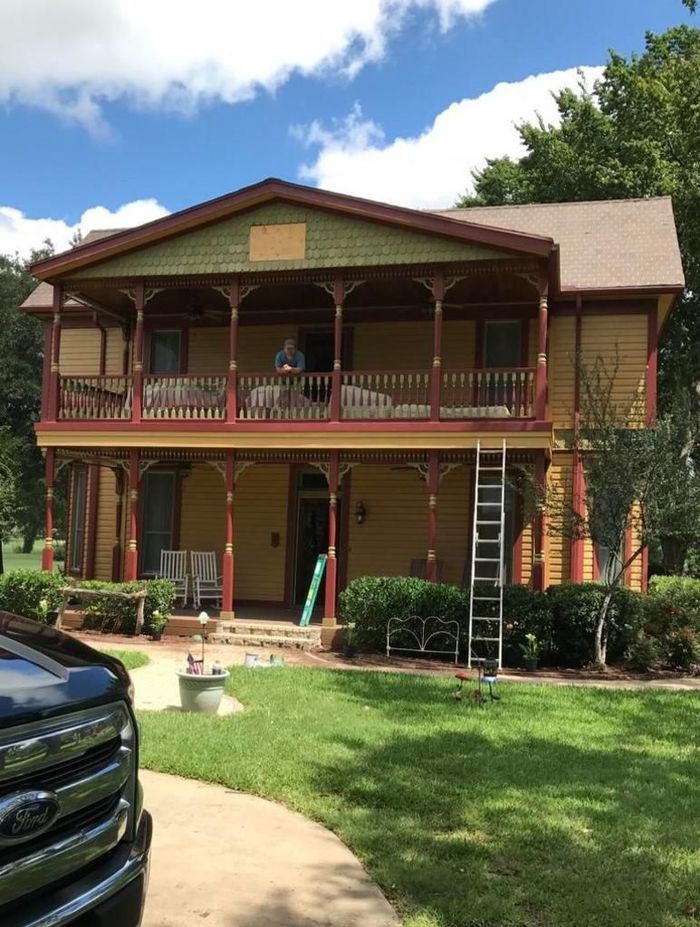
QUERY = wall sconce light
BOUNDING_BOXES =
[355,501,367,525]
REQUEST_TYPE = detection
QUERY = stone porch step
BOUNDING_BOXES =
[212,621,322,650]
[210,632,320,650]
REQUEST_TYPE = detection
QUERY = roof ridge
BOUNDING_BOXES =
[435,195,673,213]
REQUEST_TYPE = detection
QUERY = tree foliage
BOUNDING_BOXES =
[458,26,700,408]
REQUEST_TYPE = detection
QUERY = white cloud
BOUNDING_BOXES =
[296,66,605,208]
[0,199,170,258]
[0,0,496,134]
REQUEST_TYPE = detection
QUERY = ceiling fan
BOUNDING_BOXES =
[185,297,228,322]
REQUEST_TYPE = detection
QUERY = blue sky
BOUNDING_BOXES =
[0,0,693,254]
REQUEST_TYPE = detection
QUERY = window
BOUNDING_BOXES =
[141,472,176,574]
[483,320,522,369]
[70,468,87,573]
[149,331,182,374]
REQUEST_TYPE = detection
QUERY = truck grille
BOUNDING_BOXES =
[0,703,135,910]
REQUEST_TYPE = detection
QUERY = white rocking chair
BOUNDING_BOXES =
[191,551,223,611]
[158,550,189,607]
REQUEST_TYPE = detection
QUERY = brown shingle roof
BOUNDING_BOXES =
[433,196,684,292]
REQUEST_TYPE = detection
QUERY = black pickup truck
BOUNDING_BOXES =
[0,610,152,926]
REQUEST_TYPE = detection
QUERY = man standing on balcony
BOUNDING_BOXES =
[274,338,305,376]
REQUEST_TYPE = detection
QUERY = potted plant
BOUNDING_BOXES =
[343,621,357,658]
[149,609,168,641]
[176,611,230,714]
[520,633,540,672]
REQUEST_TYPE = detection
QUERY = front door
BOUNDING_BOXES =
[140,471,176,575]
[294,498,329,606]
[301,330,334,373]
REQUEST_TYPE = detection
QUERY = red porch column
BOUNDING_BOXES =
[324,452,340,621]
[41,449,56,571]
[222,449,235,619]
[125,449,140,580]
[330,276,344,422]
[426,452,440,581]
[131,283,145,423]
[111,469,125,582]
[226,278,240,424]
[430,275,445,422]
[535,292,548,420]
[48,285,63,421]
[532,453,547,591]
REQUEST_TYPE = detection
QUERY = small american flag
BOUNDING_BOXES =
[187,653,204,675]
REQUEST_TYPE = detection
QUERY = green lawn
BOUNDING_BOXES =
[139,667,700,927]
[1,540,42,573]
[99,649,150,671]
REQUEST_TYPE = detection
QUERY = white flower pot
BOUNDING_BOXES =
[177,670,230,714]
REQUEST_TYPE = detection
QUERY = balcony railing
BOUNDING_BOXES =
[55,367,537,423]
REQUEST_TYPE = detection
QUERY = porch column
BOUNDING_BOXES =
[430,275,445,422]
[125,449,140,581]
[41,449,56,571]
[535,292,548,420]
[324,452,339,621]
[532,453,547,591]
[48,285,63,421]
[226,278,240,424]
[131,283,145,423]
[111,469,125,582]
[330,275,344,422]
[426,452,439,581]
[221,450,235,619]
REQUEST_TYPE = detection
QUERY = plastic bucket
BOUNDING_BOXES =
[244,653,258,668]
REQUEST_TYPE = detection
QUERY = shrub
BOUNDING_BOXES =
[53,540,66,564]
[665,627,700,670]
[626,635,661,673]
[0,569,64,623]
[645,576,700,638]
[75,579,177,635]
[502,585,553,667]
[547,583,644,668]
[339,576,468,652]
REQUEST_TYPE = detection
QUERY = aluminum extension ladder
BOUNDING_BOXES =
[467,439,506,669]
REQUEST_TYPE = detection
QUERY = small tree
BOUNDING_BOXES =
[0,430,19,573]
[542,359,700,665]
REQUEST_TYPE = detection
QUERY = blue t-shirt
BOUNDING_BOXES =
[274,350,305,371]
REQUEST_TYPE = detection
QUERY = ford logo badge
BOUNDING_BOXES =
[0,791,60,844]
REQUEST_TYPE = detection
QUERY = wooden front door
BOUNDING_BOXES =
[294,498,329,606]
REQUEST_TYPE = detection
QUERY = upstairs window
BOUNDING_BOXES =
[149,330,182,374]
[483,320,522,369]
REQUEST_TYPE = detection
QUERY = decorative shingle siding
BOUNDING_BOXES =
[72,202,508,279]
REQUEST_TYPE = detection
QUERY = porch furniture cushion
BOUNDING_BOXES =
[143,381,226,415]
[243,383,312,418]
[340,384,393,419]
[392,404,512,419]
[392,403,430,419]
[157,550,189,607]
[191,551,223,611]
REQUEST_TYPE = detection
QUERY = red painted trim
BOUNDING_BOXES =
[646,305,658,424]
[283,464,298,607]
[112,470,125,582]
[31,178,554,278]
[222,448,235,614]
[40,323,51,420]
[559,284,684,299]
[125,450,139,580]
[324,451,339,618]
[37,418,552,434]
[48,285,62,422]
[337,467,351,597]
[85,465,99,578]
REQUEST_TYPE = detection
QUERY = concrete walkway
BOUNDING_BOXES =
[141,770,400,927]
[130,654,243,715]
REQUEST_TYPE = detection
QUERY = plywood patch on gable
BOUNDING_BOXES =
[249,223,306,261]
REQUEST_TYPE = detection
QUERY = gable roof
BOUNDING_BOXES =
[434,197,685,293]
[29,178,554,280]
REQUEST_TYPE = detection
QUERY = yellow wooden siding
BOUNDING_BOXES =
[180,465,226,565]
[442,321,476,369]
[188,327,228,374]
[628,505,643,592]
[548,316,576,429]
[346,465,470,583]
[235,465,289,601]
[547,454,573,585]
[581,314,647,424]
[582,537,595,583]
[59,328,101,374]
[94,467,117,580]
[353,322,431,371]
[238,325,293,373]
[104,329,125,375]
[520,515,533,586]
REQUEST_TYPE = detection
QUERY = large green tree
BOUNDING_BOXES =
[0,245,53,559]
[459,25,700,409]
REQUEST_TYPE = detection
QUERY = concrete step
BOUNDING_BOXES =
[219,622,321,640]
[209,632,321,651]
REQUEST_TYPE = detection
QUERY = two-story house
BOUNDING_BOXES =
[23,179,684,643]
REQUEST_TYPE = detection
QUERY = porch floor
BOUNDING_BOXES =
[170,604,323,625]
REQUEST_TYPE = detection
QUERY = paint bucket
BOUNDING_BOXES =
[244,653,258,668]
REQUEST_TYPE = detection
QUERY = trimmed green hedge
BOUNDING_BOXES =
[643,576,700,669]
[0,570,65,623]
[76,580,177,635]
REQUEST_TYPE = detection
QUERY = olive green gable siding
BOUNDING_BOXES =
[72,201,510,279]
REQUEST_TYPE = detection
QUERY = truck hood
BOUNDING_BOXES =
[0,612,130,727]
